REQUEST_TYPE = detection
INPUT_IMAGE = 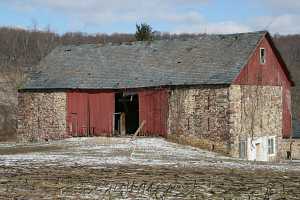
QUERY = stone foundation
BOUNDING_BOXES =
[168,86,231,154]
[17,92,67,142]
[228,85,283,161]
[280,139,300,160]
[167,85,284,160]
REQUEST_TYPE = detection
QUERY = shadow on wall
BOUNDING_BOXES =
[0,105,17,142]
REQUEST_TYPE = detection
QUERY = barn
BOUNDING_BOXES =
[17,31,294,161]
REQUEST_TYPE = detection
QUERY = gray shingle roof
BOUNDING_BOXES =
[23,31,266,90]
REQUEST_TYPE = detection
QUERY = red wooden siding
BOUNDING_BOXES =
[139,89,169,137]
[67,91,114,136]
[67,92,88,136]
[233,35,292,138]
[89,92,115,136]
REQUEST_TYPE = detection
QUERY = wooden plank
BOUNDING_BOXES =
[131,120,146,140]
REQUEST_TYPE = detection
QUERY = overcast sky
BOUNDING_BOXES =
[0,0,299,35]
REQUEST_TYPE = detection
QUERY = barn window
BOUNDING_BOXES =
[239,140,247,159]
[260,48,266,64]
[268,137,275,155]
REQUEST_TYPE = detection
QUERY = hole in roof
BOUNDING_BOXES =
[186,47,193,52]
[64,49,72,52]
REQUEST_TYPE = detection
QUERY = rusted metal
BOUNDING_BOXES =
[139,89,169,137]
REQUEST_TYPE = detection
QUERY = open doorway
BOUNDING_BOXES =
[114,92,139,135]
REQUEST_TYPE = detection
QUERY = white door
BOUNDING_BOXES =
[255,143,261,161]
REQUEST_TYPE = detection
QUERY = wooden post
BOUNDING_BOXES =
[112,113,115,136]
[131,120,146,140]
[120,112,126,136]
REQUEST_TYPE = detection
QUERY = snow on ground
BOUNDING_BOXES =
[0,137,299,171]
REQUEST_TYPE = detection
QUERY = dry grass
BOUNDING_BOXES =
[0,165,300,199]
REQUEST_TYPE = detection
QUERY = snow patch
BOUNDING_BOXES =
[0,137,299,171]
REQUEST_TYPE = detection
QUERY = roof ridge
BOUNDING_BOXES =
[55,31,267,50]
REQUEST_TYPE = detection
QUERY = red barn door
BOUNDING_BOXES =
[67,92,88,136]
[67,91,114,137]
[89,92,114,136]
[139,90,168,137]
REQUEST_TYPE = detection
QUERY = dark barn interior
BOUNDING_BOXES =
[115,92,139,135]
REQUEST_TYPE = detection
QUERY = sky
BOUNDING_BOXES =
[0,0,299,35]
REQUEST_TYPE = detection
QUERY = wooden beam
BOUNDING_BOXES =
[131,120,146,140]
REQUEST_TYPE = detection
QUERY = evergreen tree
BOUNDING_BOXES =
[135,23,153,41]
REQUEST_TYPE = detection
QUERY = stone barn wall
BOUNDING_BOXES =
[228,85,283,161]
[17,92,67,142]
[168,86,231,154]
[280,139,300,160]
[168,85,284,160]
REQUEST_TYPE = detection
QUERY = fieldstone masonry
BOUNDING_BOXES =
[229,85,283,161]
[168,86,231,154]
[281,139,300,160]
[168,85,284,160]
[17,92,67,142]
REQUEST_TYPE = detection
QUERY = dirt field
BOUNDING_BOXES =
[0,137,300,199]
